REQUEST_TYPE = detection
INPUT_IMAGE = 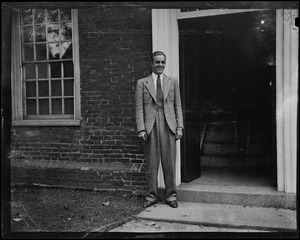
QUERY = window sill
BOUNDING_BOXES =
[12,119,81,126]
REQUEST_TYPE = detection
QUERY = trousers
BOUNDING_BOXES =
[144,106,177,203]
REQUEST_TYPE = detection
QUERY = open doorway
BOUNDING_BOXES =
[179,10,277,187]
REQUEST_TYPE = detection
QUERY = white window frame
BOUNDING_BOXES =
[11,9,81,126]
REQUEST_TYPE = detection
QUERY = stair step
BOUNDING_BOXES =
[205,132,235,142]
[160,168,297,209]
[201,156,269,168]
[206,121,262,132]
[210,114,235,121]
[203,143,264,156]
[204,132,262,143]
[156,167,296,230]
[176,185,296,210]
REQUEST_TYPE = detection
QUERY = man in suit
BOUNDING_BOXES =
[135,51,183,208]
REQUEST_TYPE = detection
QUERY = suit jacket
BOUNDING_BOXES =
[135,74,184,135]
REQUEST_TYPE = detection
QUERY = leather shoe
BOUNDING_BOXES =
[143,200,157,208]
[168,200,178,208]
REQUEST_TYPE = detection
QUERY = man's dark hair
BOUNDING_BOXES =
[151,51,166,62]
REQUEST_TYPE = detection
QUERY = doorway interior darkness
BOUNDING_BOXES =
[179,10,277,185]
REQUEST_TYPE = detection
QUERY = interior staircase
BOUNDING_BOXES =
[201,106,270,169]
[162,106,295,211]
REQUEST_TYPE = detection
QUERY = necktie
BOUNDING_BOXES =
[156,75,163,106]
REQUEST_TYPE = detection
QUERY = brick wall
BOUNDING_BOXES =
[10,6,152,192]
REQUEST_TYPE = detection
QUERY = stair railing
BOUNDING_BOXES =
[200,111,210,151]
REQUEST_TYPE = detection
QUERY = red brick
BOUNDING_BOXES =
[10,5,151,191]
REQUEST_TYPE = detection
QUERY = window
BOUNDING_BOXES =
[12,9,80,126]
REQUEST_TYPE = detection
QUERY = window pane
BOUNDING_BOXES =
[65,98,74,114]
[63,61,74,77]
[48,9,58,22]
[23,45,34,61]
[60,22,72,41]
[22,26,33,43]
[37,63,48,78]
[52,99,62,114]
[50,62,61,78]
[36,44,47,60]
[61,42,72,59]
[22,9,33,24]
[26,99,36,115]
[38,81,49,97]
[35,25,46,42]
[39,99,49,115]
[60,9,71,21]
[51,80,62,96]
[64,79,74,96]
[47,24,59,42]
[26,81,36,97]
[21,8,76,119]
[49,43,60,60]
[35,9,45,23]
[25,64,36,79]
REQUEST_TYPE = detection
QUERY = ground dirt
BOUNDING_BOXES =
[6,186,278,237]
[10,186,144,232]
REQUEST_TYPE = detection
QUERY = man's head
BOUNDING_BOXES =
[151,51,166,76]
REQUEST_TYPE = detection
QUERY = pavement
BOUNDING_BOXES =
[109,201,297,233]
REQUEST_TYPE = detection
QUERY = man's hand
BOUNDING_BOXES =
[175,128,183,140]
[138,131,148,141]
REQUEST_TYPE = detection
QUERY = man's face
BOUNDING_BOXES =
[151,54,166,76]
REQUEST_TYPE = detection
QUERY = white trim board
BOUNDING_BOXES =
[177,9,266,19]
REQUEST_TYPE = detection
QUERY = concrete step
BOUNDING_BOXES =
[176,184,296,209]
[159,167,295,209]
[137,201,296,232]
[203,143,264,156]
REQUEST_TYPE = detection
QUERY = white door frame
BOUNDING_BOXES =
[152,9,181,188]
[275,9,298,193]
[152,9,298,193]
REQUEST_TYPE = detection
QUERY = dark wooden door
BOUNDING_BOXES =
[179,20,218,182]
[180,33,201,182]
